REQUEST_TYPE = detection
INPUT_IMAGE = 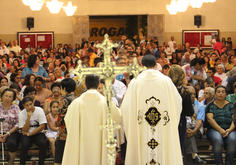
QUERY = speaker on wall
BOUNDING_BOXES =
[27,17,34,30]
[194,15,201,28]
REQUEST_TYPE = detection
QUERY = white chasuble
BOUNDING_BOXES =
[121,70,183,165]
[62,89,122,165]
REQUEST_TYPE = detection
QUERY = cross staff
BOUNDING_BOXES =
[70,34,146,165]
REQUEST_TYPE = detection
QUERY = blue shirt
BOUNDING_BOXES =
[194,100,205,122]
[21,66,49,79]
[154,51,161,58]
[67,48,74,52]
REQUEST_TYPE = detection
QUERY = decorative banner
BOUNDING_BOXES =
[89,19,127,41]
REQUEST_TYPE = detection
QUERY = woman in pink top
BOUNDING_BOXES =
[46,101,59,157]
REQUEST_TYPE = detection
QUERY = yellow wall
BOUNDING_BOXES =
[1,0,236,46]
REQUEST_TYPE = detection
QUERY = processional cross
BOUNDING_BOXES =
[71,34,145,165]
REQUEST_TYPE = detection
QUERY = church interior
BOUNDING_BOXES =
[1,0,236,165]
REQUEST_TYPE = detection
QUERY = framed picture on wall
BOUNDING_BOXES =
[17,31,54,49]
[182,30,219,48]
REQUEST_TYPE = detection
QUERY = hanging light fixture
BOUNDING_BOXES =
[189,0,203,8]
[166,0,216,14]
[63,1,77,16]
[167,0,178,15]
[47,0,63,14]
[30,0,44,11]
[176,0,189,12]
[22,0,32,6]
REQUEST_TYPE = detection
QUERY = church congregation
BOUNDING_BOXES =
[1,32,236,165]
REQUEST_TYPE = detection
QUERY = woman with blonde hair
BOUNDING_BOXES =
[168,65,194,155]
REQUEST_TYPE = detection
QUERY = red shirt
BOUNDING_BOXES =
[213,42,223,54]
[214,76,221,85]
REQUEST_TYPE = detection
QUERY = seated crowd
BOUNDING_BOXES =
[0,35,236,165]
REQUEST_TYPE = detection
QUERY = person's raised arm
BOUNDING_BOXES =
[43,101,49,115]
[21,111,33,132]
[198,94,206,102]
[46,114,58,132]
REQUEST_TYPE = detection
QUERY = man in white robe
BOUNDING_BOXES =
[121,55,183,165]
[62,74,122,165]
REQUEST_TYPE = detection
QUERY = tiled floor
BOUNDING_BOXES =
[0,153,235,165]
[0,154,124,165]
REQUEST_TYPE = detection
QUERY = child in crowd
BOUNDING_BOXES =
[46,101,59,157]
[19,97,47,165]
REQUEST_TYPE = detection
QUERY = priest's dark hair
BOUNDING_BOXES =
[61,78,76,93]
[85,74,99,89]
[141,55,156,68]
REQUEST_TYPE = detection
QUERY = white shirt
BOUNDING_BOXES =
[198,89,207,106]
[112,79,127,107]
[140,39,146,44]
[171,47,176,53]
[12,45,22,55]
[215,72,228,86]
[198,89,204,99]
[168,40,176,50]
[211,38,216,48]
[19,107,47,133]
[8,46,15,53]
[190,54,196,60]
[164,47,171,54]
[155,63,162,71]
[112,97,119,107]
[25,47,31,53]
[194,48,200,54]
[0,46,9,55]
[6,73,12,85]
[55,77,64,82]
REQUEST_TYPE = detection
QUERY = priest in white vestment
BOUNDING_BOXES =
[121,55,183,165]
[62,74,122,165]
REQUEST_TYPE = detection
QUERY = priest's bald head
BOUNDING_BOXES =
[141,55,157,69]
[85,74,99,89]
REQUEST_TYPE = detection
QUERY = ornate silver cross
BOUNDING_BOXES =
[70,34,145,165]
